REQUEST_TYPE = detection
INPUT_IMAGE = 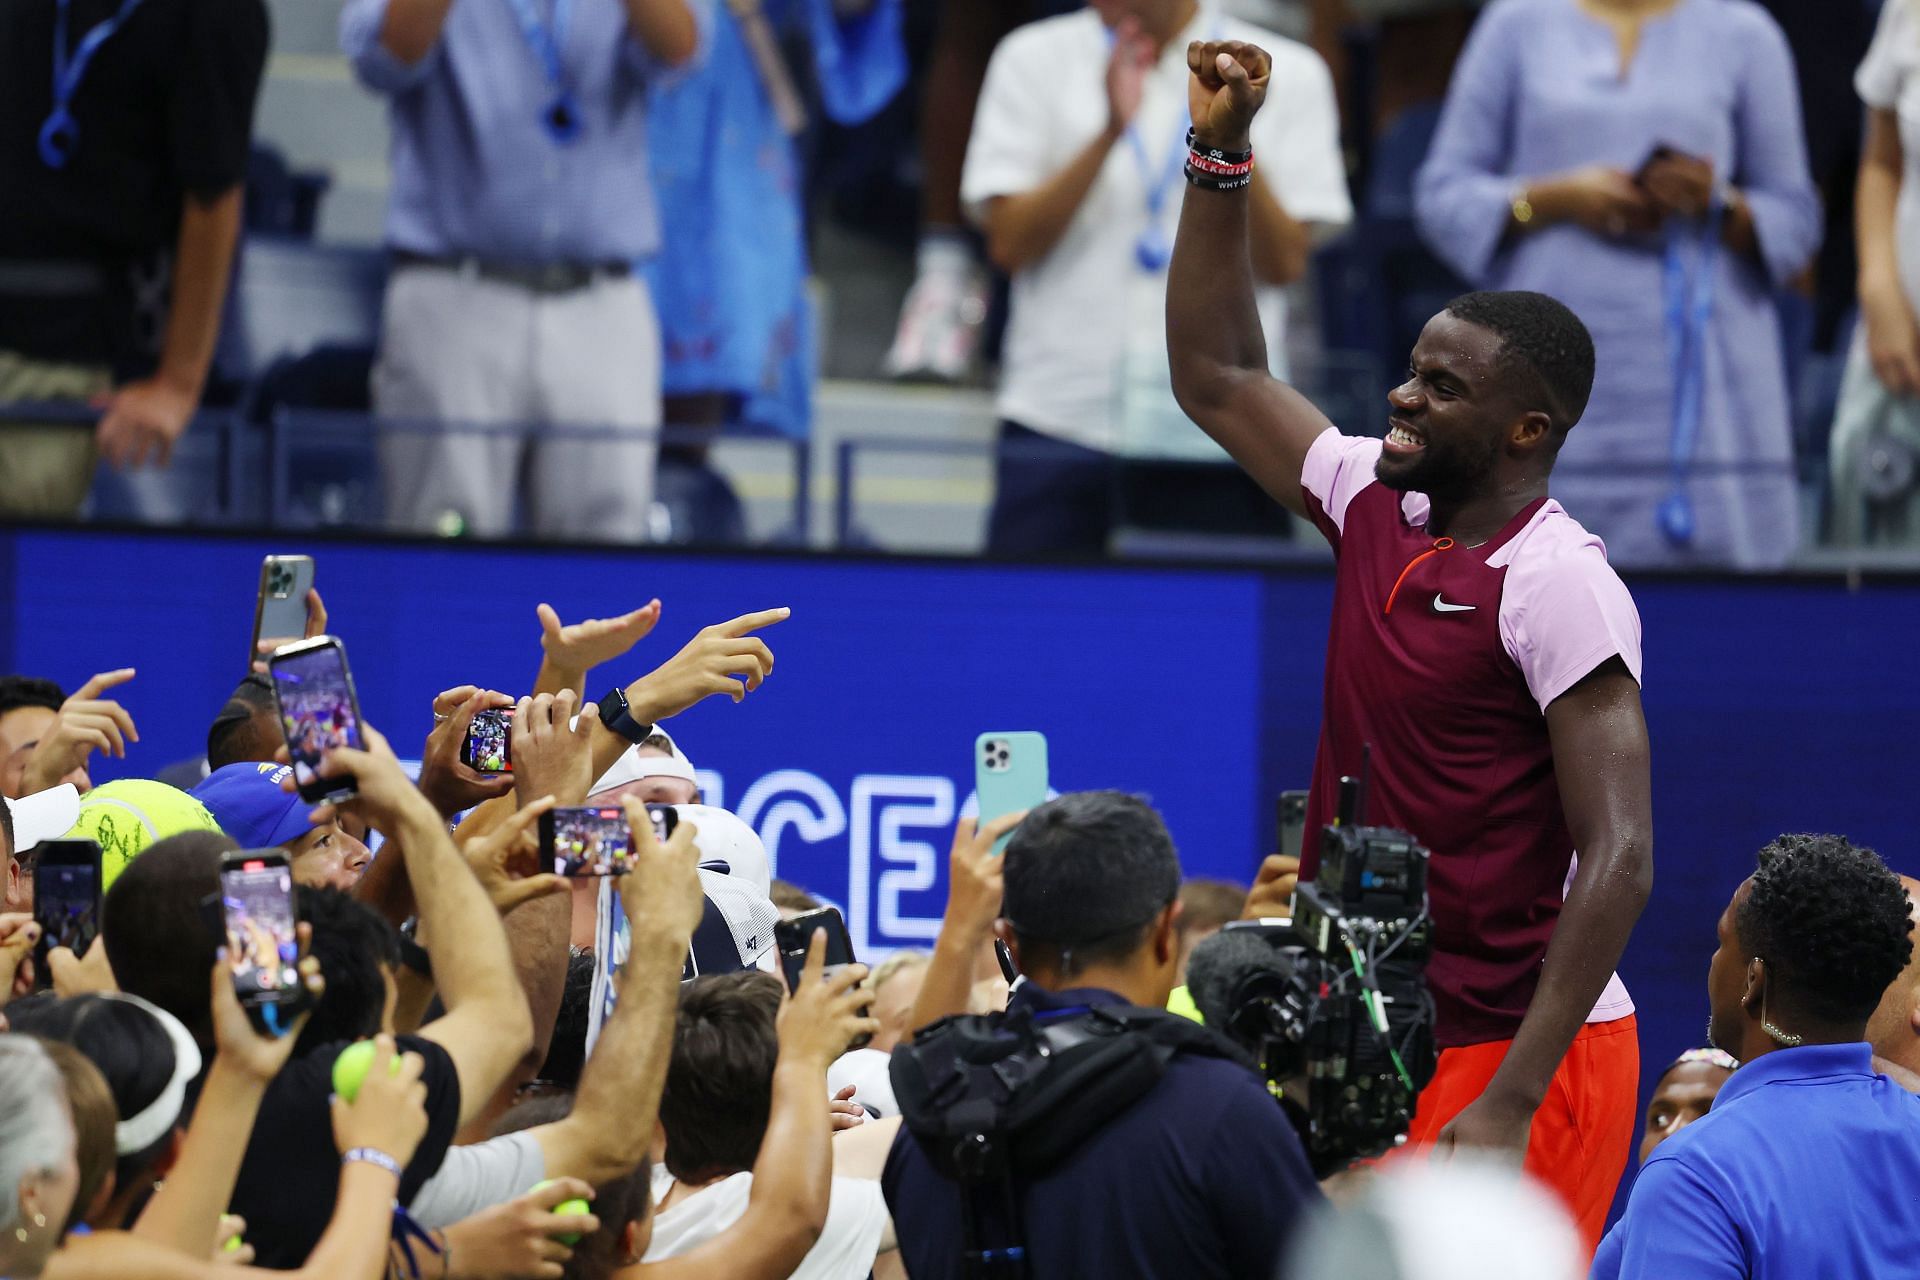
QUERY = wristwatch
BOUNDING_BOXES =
[597,687,655,745]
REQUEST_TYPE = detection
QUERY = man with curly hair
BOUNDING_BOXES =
[1594,834,1920,1279]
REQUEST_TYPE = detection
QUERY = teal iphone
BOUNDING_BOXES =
[974,732,1049,855]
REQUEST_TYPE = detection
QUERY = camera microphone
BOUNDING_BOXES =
[1186,926,1306,1049]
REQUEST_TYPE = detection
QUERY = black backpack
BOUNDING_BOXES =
[890,999,1248,1277]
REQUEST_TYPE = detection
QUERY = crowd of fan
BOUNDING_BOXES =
[0,589,1915,1279]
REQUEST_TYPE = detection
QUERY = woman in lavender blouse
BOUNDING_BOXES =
[1415,0,1821,569]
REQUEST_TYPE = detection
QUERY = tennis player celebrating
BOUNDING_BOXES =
[1166,40,1653,1256]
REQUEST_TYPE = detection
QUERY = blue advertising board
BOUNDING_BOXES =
[4,525,1918,1211]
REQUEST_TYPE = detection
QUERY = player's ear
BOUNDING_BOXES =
[1510,408,1553,453]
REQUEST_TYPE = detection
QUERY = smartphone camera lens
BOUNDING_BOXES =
[984,740,1011,772]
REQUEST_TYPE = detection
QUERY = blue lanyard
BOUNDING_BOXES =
[501,0,582,144]
[1655,200,1723,549]
[1107,19,1218,272]
[38,0,149,169]
[1123,117,1192,272]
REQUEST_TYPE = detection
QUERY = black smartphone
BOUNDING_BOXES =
[460,708,513,774]
[774,907,868,1048]
[540,804,675,877]
[218,850,302,1035]
[32,840,101,986]
[268,636,367,804]
[1276,790,1310,863]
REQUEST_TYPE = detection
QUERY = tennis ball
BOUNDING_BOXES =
[533,1180,591,1245]
[65,780,220,890]
[330,1040,402,1104]
[221,1235,244,1254]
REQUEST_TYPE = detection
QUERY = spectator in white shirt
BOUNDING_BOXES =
[963,0,1350,555]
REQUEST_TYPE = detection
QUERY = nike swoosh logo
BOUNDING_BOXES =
[1432,594,1477,614]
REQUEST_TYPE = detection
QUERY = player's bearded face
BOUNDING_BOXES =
[1376,318,1508,498]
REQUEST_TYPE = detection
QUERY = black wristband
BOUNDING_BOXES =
[1186,128,1252,165]
[1185,164,1253,192]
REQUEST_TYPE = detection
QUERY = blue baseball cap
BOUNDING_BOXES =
[191,763,314,850]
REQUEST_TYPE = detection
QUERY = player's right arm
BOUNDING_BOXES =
[1167,40,1335,520]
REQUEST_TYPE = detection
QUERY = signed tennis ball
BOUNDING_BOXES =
[533,1180,591,1245]
[330,1040,402,1104]
[67,779,220,889]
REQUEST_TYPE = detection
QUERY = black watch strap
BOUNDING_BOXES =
[398,934,434,980]
[597,687,655,745]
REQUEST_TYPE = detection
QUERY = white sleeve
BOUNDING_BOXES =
[408,1132,548,1230]
[1250,43,1353,227]
[959,31,1055,226]
[1858,0,1913,110]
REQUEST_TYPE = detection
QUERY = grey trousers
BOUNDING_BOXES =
[373,264,661,541]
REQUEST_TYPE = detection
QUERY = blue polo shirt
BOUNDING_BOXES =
[1594,1042,1920,1279]
[881,984,1321,1280]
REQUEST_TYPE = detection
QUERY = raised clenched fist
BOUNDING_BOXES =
[1185,39,1271,152]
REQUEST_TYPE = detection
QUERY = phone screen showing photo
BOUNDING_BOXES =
[271,644,364,789]
[34,859,99,956]
[547,807,635,877]
[222,857,299,1003]
[462,708,513,774]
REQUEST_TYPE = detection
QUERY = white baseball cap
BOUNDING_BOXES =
[688,866,781,975]
[588,727,696,797]
[4,784,82,856]
[674,804,771,895]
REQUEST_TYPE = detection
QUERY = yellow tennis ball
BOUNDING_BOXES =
[222,1235,244,1254]
[330,1040,402,1104]
[65,780,221,890]
[533,1180,591,1245]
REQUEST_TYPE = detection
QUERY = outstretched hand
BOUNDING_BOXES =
[1186,40,1270,151]
[538,600,662,679]
[626,607,790,722]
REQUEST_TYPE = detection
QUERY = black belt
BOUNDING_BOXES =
[392,251,630,295]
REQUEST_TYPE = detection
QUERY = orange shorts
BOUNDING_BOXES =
[1400,1014,1639,1259]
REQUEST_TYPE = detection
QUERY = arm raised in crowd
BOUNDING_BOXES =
[531,797,705,1186]
[534,601,663,702]
[310,725,534,1124]
[1166,41,1335,519]
[905,814,1023,1041]
[583,607,790,788]
[131,946,324,1257]
[54,1035,430,1280]
[631,930,879,1280]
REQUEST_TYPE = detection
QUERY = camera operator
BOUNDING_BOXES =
[884,792,1320,1280]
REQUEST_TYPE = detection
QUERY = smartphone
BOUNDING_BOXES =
[975,732,1049,855]
[31,840,101,986]
[268,636,367,804]
[460,708,513,774]
[219,850,301,1034]
[251,556,315,663]
[773,907,870,1048]
[541,804,675,877]
[1276,790,1310,863]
